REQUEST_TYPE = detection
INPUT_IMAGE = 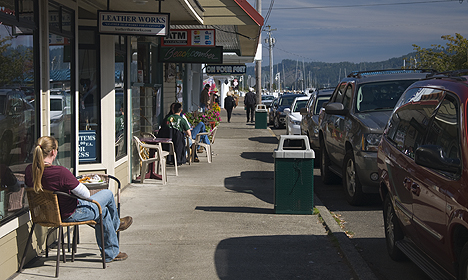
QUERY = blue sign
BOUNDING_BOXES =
[79,130,97,162]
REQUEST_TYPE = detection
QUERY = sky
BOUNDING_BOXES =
[246,0,468,64]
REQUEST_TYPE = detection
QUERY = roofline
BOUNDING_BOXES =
[233,0,264,26]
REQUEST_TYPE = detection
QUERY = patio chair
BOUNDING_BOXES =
[18,189,106,278]
[191,125,218,163]
[140,131,178,176]
[133,136,168,184]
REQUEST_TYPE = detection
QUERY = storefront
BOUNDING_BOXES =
[0,1,262,279]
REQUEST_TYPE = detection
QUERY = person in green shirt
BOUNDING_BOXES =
[167,103,191,138]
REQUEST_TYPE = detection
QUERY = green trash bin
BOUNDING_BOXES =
[273,135,315,214]
[255,104,268,129]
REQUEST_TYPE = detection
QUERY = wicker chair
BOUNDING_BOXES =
[18,188,106,278]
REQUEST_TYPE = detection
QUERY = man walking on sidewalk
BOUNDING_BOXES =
[244,87,256,123]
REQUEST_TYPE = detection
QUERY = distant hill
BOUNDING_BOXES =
[246,52,418,90]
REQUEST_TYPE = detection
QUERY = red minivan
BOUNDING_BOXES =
[378,70,468,280]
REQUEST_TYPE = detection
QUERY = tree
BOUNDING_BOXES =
[411,33,468,72]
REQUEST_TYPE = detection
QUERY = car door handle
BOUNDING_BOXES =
[403,177,412,191]
[411,183,421,196]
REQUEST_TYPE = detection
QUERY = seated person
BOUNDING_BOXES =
[166,103,190,165]
[183,119,210,162]
[24,136,133,262]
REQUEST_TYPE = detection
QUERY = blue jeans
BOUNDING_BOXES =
[191,122,210,145]
[200,103,207,112]
[63,189,120,262]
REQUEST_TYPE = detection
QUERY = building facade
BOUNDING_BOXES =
[0,1,262,279]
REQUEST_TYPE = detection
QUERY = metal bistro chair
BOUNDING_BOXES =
[18,189,106,278]
[140,131,178,176]
[133,136,168,184]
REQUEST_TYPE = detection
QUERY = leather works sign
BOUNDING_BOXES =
[98,11,169,36]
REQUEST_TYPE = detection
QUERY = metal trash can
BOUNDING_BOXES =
[255,104,268,129]
[273,135,315,214]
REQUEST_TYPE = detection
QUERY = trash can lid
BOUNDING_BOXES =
[273,135,315,158]
[255,104,268,112]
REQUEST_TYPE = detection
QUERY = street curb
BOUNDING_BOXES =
[315,195,378,280]
[269,127,377,279]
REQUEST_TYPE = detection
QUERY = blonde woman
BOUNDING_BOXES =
[24,136,132,262]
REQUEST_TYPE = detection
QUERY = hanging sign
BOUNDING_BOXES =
[98,11,169,36]
[162,29,215,47]
[158,46,223,63]
[206,65,246,75]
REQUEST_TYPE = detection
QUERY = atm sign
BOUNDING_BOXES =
[162,29,215,47]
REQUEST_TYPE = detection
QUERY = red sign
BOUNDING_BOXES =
[162,29,215,47]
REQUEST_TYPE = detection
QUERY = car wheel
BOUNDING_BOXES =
[274,116,280,129]
[459,243,468,280]
[0,137,11,164]
[343,150,365,205]
[383,194,406,261]
[320,141,337,184]
[21,130,34,161]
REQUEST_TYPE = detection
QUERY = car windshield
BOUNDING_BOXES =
[50,99,63,111]
[293,100,308,112]
[262,95,275,100]
[314,96,331,115]
[279,95,301,106]
[356,80,417,112]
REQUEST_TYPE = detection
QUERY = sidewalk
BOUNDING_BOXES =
[13,106,373,280]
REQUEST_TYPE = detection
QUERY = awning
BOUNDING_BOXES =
[79,0,263,63]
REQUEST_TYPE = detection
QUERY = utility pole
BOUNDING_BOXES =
[255,0,262,103]
[264,25,276,94]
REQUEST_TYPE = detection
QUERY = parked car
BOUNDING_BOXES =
[0,88,35,163]
[269,93,306,129]
[268,97,279,125]
[284,96,309,135]
[261,95,275,108]
[49,92,71,143]
[300,88,333,153]
[378,70,468,280]
[319,69,431,205]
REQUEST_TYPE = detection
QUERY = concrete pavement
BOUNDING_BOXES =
[12,105,377,280]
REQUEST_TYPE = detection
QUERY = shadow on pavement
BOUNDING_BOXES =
[248,136,278,145]
[240,152,274,164]
[195,206,273,214]
[224,171,274,204]
[214,235,353,280]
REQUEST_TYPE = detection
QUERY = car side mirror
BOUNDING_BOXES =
[284,108,291,114]
[415,145,461,173]
[324,102,349,115]
[300,108,308,115]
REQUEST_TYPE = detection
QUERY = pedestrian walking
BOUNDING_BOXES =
[244,87,256,123]
[224,90,236,123]
[200,84,210,111]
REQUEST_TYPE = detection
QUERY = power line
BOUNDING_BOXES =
[266,0,462,10]
[263,0,275,26]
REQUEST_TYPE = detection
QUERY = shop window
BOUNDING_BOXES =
[115,36,127,160]
[48,2,75,170]
[0,0,38,224]
[78,27,100,163]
